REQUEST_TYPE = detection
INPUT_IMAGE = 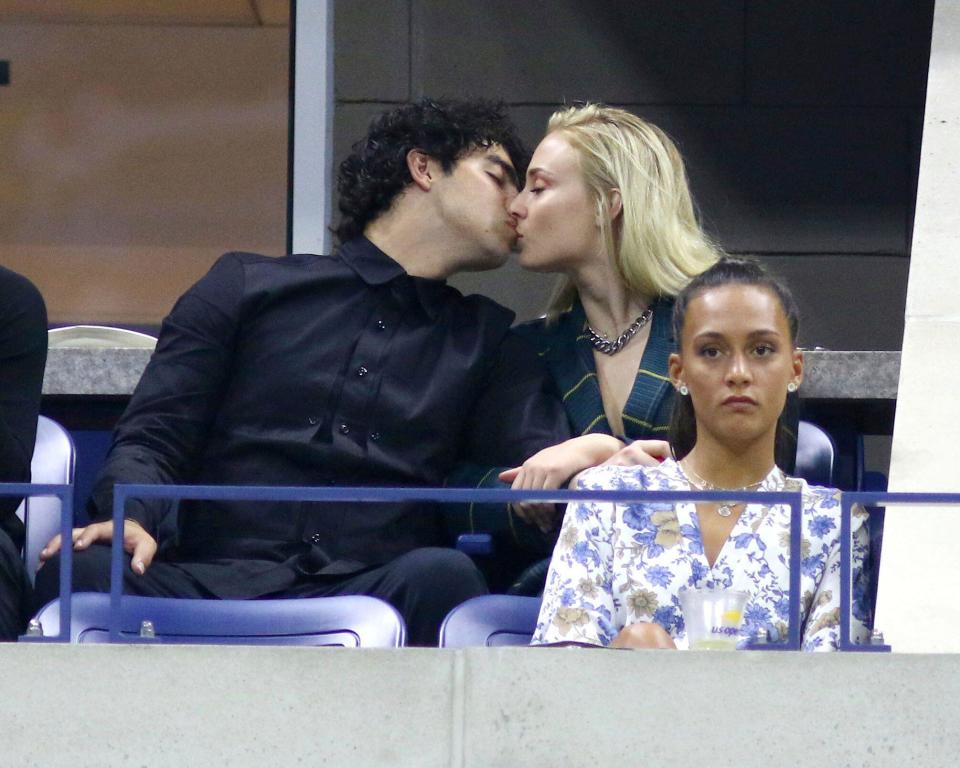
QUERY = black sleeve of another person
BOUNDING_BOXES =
[0,267,48,546]
[462,331,571,468]
[0,267,47,640]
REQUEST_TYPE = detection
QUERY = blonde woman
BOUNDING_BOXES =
[448,105,760,591]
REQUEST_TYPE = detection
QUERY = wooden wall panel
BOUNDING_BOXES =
[0,24,288,324]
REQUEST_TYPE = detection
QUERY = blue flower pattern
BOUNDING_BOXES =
[532,459,871,651]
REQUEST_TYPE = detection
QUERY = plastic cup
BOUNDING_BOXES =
[679,588,749,651]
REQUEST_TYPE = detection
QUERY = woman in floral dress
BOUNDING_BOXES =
[532,258,871,650]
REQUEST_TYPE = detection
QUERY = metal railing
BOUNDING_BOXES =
[0,482,74,642]
[12,480,954,650]
[838,491,960,651]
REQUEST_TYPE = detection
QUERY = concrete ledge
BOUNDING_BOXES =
[1,645,957,767]
[42,348,901,400]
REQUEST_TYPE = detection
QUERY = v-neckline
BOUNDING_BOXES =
[685,501,753,571]
[561,298,672,438]
[666,460,784,575]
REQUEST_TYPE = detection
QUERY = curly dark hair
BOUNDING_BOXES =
[335,98,528,243]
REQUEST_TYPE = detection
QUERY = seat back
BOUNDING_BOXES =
[47,325,157,349]
[439,595,541,648]
[16,416,77,583]
[794,420,836,487]
[32,592,406,647]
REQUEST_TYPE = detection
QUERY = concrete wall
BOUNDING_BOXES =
[2,645,958,766]
[334,0,933,352]
[879,0,960,651]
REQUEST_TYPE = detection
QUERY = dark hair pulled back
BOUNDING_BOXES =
[669,257,800,468]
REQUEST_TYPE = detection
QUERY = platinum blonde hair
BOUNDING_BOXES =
[544,104,722,317]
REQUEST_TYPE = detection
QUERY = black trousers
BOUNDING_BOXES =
[0,529,32,642]
[33,545,486,646]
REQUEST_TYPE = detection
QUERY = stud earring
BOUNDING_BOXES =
[787,382,798,393]
[678,383,689,396]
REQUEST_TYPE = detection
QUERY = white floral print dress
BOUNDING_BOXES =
[532,458,871,651]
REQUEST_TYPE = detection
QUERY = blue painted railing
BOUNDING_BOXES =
[838,491,960,652]
[110,484,804,647]
[15,480,957,650]
[0,482,74,642]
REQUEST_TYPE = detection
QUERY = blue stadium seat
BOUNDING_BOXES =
[438,594,540,647]
[794,420,836,487]
[17,415,77,584]
[31,592,406,647]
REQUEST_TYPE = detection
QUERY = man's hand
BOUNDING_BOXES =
[499,434,624,533]
[601,439,671,467]
[39,519,158,576]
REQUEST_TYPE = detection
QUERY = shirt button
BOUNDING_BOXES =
[376,320,386,331]
[356,366,368,377]
[370,432,381,442]
[307,415,320,426]
[338,423,350,435]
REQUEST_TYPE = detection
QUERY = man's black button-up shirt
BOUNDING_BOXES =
[90,238,569,595]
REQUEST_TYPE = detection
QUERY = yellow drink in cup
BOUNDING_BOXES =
[679,588,749,651]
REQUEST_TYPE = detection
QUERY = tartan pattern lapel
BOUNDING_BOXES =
[622,297,674,436]
[541,302,613,437]
[534,297,675,439]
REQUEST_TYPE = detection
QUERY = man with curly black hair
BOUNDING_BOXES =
[35,99,569,645]
[336,98,527,246]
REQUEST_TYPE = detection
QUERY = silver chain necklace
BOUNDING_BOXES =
[678,462,768,517]
[585,308,653,355]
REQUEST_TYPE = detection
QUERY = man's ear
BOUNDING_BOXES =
[407,149,434,191]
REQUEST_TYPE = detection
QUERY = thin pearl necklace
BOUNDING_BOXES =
[677,462,770,518]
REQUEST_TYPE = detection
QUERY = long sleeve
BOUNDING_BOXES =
[531,471,620,646]
[88,253,244,535]
[443,460,558,553]
[443,331,570,552]
[801,503,872,650]
[0,269,47,542]
[460,331,570,468]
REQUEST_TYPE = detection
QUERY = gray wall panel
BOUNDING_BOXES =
[411,0,743,104]
[760,254,908,351]
[746,0,934,106]
[451,255,908,353]
[331,102,398,222]
[335,0,409,101]
[511,105,910,254]
[331,1,931,355]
